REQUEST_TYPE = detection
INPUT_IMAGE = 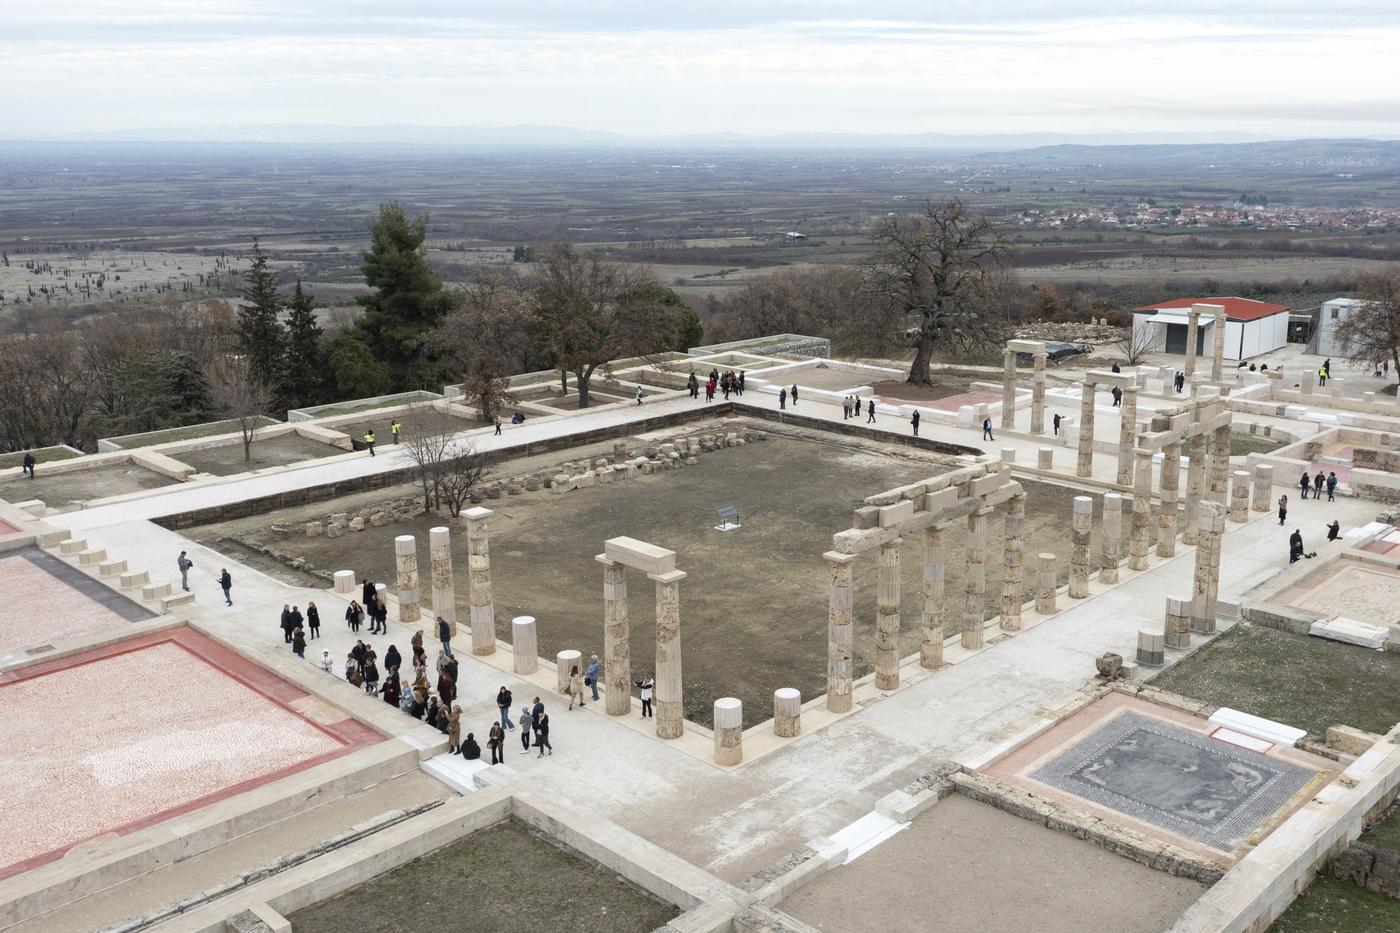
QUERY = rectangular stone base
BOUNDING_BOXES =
[1309,617,1388,650]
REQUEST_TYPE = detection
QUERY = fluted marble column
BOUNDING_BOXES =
[1036,553,1058,613]
[599,557,631,716]
[920,527,946,669]
[1210,307,1227,382]
[652,569,686,738]
[875,539,902,690]
[1210,424,1232,506]
[1001,348,1017,431]
[1252,463,1274,512]
[1184,309,1200,381]
[1069,496,1092,598]
[1077,382,1096,478]
[774,688,801,737]
[1191,501,1226,635]
[714,697,742,765]
[393,534,420,623]
[1116,386,1138,486]
[1129,448,1154,571]
[1000,492,1026,632]
[1030,352,1047,435]
[1100,493,1123,584]
[1183,432,1207,546]
[429,526,456,635]
[825,552,856,712]
[963,507,991,649]
[463,507,496,655]
[1157,442,1181,557]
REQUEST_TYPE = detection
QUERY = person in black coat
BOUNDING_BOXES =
[280,605,294,643]
[437,615,453,657]
[289,605,304,635]
[291,627,306,658]
[384,644,401,673]
[462,733,481,760]
[306,602,320,638]
[361,579,376,608]
[535,712,552,757]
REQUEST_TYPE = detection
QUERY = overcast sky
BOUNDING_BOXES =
[4,1,1398,140]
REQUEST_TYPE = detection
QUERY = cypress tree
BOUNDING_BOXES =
[237,238,286,390]
[283,280,326,407]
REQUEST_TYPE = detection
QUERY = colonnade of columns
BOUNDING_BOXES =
[1002,342,1048,435]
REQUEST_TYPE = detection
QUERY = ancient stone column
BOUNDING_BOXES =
[875,539,902,690]
[463,507,497,655]
[1190,501,1226,635]
[1116,386,1138,486]
[333,569,355,594]
[599,558,631,716]
[557,649,581,693]
[1210,307,1227,382]
[1035,553,1058,613]
[1183,431,1207,546]
[1229,470,1250,523]
[1184,308,1200,381]
[1069,496,1092,598]
[1100,493,1123,584]
[714,697,743,765]
[612,441,627,465]
[1031,352,1047,434]
[1209,424,1232,506]
[962,507,991,649]
[1129,448,1154,571]
[652,569,686,738]
[1137,630,1165,667]
[1038,447,1053,470]
[825,552,856,712]
[1000,492,1026,632]
[920,527,946,670]
[1076,381,1096,478]
[429,526,456,635]
[1164,596,1192,650]
[511,616,538,674]
[1001,348,1017,431]
[1252,463,1274,512]
[774,688,801,738]
[393,534,420,623]
[1157,442,1182,557]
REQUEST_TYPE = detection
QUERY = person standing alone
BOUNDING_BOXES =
[177,551,193,592]
[21,451,35,480]
[363,429,376,457]
[911,410,920,437]
[219,568,232,605]
[982,417,994,442]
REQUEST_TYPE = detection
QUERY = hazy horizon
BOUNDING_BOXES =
[4,2,1400,142]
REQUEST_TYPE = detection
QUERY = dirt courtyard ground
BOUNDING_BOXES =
[176,435,342,476]
[199,424,1103,727]
[779,794,1205,933]
[0,462,175,510]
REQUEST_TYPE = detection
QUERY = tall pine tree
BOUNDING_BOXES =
[283,280,326,407]
[237,238,287,391]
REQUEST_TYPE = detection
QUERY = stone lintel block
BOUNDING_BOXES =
[647,568,688,585]
[878,499,915,528]
[982,482,1023,509]
[968,472,1007,498]
[823,550,858,565]
[605,536,677,576]
[594,553,621,567]
[460,506,494,525]
[852,506,881,530]
[923,486,962,517]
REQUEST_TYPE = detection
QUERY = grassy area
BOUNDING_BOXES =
[0,447,82,469]
[1270,873,1400,932]
[105,417,279,449]
[1232,433,1287,457]
[1363,804,1400,852]
[1152,624,1400,736]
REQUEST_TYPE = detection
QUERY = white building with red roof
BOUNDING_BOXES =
[1131,296,1290,362]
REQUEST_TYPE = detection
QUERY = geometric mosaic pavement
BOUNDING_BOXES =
[1031,711,1319,851]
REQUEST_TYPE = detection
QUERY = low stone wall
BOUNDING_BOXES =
[687,334,832,359]
[1331,840,1400,898]
[736,405,981,458]
[1354,447,1400,473]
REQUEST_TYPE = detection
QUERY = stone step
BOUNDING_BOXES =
[98,559,128,577]
[141,581,173,601]
[119,569,150,589]
[161,592,196,612]
[77,548,107,566]
[58,538,87,556]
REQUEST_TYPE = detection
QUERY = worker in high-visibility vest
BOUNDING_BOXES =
[363,430,376,457]
[390,420,401,444]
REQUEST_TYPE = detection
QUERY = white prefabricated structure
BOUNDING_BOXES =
[1315,297,1367,358]
[1132,297,1289,362]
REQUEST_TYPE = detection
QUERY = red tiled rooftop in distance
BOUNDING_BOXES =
[1133,297,1291,322]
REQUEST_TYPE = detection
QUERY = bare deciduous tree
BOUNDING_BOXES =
[1333,269,1400,386]
[864,199,1009,384]
[208,356,278,462]
[435,268,532,420]
[398,402,488,513]
[1117,324,1165,365]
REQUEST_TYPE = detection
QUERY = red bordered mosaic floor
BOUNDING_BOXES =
[0,627,381,879]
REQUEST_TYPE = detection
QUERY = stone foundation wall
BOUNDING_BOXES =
[1331,840,1400,898]
[1353,447,1400,473]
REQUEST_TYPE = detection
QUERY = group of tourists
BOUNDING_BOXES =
[279,602,321,657]
[840,395,877,424]
[345,579,392,634]
[171,550,233,604]
[1276,468,1342,563]
[689,368,746,402]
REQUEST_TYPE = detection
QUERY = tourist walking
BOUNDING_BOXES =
[306,602,320,638]
[381,671,400,708]
[1327,472,1338,501]
[866,400,876,424]
[1278,494,1288,526]
[567,665,586,710]
[982,417,994,442]
[518,705,533,753]
[1313,471,1325,498]
[447,703,462,753]
[362,656,380,695]
[586,654,601,702]
[219,568,232,605]
[1299,470,1311,500]
[438,614,453,658]
[637,675,654,718]
[1053,412,1061,436]
[790,384,799,406]
[535,711,553,757]
[1174,372,1185,394]
[855,397,862,418]
[177,551,193,592]
[346,600,363,633]
[688,373,699,398]
[363,429,376,456]
[497,686,514,729]
[488,722,504,764]
[494,416,502,436]
[779,387,787,410]
[636,385,644,406]
[292,626,306,658]
[1111,386,1122,407]
[911,410,920,437]
[21,451,35,479]
[843,396,851,420]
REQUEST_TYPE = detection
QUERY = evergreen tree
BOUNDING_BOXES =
[283,280,326,407]
[328,332,394,399]
[355,203,459,388]
[237,238,287,389]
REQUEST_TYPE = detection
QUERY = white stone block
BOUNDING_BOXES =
[1310,617,1388,650]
